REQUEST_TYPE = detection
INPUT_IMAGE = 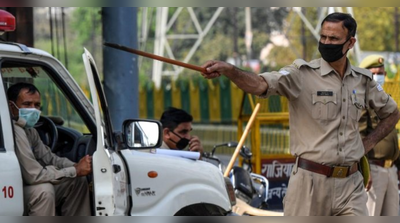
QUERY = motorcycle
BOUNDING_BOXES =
[203,141,270,211]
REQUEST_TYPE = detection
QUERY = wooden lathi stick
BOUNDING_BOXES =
[224,103,261,177]
[104,42,207,73]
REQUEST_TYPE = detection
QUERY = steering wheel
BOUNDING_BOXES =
[34,116,59,152]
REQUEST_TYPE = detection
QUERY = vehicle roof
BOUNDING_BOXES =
[0,42,53,57]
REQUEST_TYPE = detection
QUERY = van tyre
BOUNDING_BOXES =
[175,204,226,216]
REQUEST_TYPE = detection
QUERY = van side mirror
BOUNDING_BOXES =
[122,119,162,149]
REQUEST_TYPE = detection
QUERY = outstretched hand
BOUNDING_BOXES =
[74,155,92,177]
[200,60,234,79]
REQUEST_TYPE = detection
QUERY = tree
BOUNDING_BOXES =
[354,7,396,52]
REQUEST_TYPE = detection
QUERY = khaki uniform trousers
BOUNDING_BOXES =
[23,177,91,216]
[367,164,399,216]
[283,162,368,216]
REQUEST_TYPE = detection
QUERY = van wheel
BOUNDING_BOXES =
[175,204,226,216]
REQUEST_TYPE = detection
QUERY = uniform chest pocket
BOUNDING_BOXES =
[311,91,338,120]
[349,93,365,121]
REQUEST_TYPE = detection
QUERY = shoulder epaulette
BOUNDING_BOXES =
[352,66,373,80]
[293,59,320,69]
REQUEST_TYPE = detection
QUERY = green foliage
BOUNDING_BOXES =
[194,33,234,62]
[70,8,102,46]
[34,7,103,88]
[70,7,103,81]
[354,7,396,52]
[264,46,298,71]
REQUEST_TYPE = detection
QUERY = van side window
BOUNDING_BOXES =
[2,62,89,134]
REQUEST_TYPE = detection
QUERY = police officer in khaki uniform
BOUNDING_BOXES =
[201,12,400,216]
[7,83,92,216]
[358,55,400,216]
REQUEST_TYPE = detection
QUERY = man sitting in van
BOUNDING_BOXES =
[7,82,92,216]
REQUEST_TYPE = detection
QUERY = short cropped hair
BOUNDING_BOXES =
[160,107,193,130]
[7,82,40,103]
[322,12,357,38]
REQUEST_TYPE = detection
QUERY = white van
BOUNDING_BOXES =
[0,11,235,216]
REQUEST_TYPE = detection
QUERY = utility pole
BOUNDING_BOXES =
[102,7,139,130]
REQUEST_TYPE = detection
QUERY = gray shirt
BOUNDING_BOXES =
[13,119,76,185]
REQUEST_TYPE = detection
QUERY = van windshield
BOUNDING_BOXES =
[2,62,89,133]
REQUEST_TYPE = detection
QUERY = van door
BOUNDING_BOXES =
[0,76,24,215]
[82,48,128,216]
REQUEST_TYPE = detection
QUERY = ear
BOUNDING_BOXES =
[8,100,17,117]
[163,128,170,139]
[348,37,356,49]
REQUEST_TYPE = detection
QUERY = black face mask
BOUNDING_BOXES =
[169,131,190,150]
[318,37,351,62]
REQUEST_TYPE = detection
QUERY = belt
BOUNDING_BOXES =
[297,157,358,178]
[368,159,393,168]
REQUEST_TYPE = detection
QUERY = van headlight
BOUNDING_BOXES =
[224,177,236,206]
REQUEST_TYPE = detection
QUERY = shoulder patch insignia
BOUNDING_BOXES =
[279,69,290,76]
[377,84,383,92]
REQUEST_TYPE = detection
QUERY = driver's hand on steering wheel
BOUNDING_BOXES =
[74,155,92,177]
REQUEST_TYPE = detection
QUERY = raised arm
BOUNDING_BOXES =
[201,60,268,96]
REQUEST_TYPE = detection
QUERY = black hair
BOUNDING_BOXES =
[160,107,193,130]
[7,82,40,102]
[322,12,357,38]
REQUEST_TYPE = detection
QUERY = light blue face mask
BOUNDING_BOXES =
[373,74,385,87]
[11,102,41,128]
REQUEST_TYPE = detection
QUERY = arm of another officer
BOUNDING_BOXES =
[201,60,268,96]
[363,108,400,154]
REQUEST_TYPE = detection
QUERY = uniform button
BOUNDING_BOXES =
[340,132,343,136]
[343,98,346,102]
[342,116,345,119]
[339,148,343,151]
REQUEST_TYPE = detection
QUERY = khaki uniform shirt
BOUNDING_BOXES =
[160,141,171,149]
[259,58,398,166]
[13,119,76,185]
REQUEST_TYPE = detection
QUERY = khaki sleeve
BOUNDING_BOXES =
[28,128,75,169]
[13,124,76,185]
[367,80,398,119]
[258,64,302,100]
